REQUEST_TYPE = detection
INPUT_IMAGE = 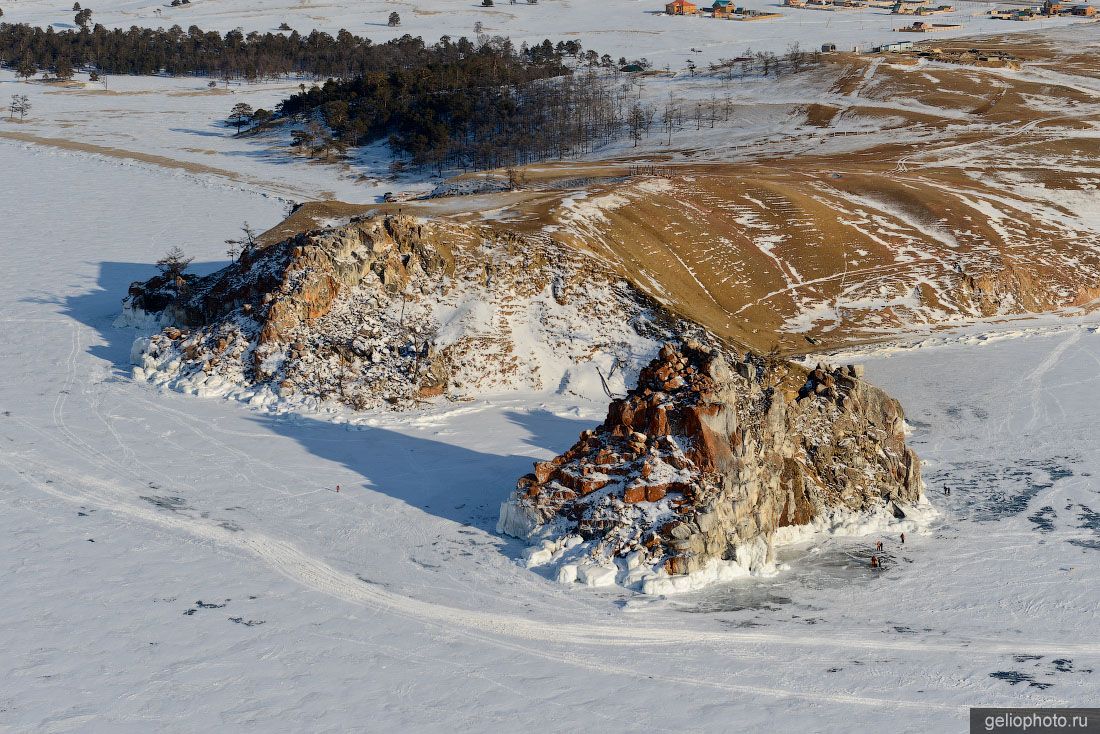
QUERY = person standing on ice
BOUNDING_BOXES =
[870,555,880,569]
[900,532,906,544]
[336,484,341,493]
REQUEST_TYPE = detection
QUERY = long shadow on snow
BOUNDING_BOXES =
[58,259,602,540]
[52,259,228,370]
[247,407,595,535]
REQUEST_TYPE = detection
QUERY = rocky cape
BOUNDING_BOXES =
[120,214,704,411]
[120,213,927,595]
[497,340,927,595]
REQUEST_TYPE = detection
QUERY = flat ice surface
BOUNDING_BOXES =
[2,141,1099,732]
[0,0,1087,61]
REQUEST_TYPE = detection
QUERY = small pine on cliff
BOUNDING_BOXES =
[498,340,925,594]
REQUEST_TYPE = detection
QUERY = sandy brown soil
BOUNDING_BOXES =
[256,25,1100,355]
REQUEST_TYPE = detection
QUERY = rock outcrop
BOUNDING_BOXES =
[498,340,923,593]
[122,215,698,410]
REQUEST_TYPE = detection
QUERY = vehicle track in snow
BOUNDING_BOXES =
[5,317,1098,713]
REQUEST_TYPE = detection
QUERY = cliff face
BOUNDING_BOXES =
[498,340,923,593]
[122,215,696,410]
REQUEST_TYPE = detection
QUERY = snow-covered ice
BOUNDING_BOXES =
[0,0,1086,62]
[2,140,1099,731]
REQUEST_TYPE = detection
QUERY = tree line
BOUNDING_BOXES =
[0,19,823,172]
[0,22,584,81]
[276,47,654,171]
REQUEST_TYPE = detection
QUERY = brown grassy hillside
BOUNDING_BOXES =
[269,26,1100,355]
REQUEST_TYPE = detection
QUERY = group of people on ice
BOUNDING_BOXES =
[869,483,952,568]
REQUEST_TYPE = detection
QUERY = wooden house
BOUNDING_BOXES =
[891,1,927,14]
[710,0,733,14]
[666,0,699,14]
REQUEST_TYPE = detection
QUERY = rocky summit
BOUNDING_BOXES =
[498,340,924,593]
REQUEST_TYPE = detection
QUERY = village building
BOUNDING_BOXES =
[874,40,916,51]
[891,1,928,14]
[707,0,782,17]
[710,0,735,15]
[914,4,955,14]
[665,0,699,14]
[897,20,962,30]
[737,7,783,17]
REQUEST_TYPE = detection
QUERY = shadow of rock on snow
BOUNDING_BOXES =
[55,257,605,547]
[246,407,595,537]
[53,259,228,370]
[502,409,596,456]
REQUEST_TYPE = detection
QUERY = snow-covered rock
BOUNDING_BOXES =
[120,214,701,411]
[500,340,925,594]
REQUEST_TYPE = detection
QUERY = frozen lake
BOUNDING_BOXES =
[1,142,1098,732]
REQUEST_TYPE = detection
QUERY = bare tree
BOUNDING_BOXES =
[663,95,678,146]
[786,42,807,74]
[740,48,754,79]
[756,51,772,78]
[8,93,30,120]
[628,103,646,147]
[505,166,526,190]
[225,222,259,262]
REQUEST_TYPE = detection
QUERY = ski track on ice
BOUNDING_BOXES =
[2,317,1098,714]
[1023,328,1082,432]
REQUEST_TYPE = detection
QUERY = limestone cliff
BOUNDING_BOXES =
[498,340,924,593]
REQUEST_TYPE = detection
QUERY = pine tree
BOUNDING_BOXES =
[16,56,36,81]
[227,102,254,132]
[54,57,75,80]
[155,247,193,292]
[224,222,258,262]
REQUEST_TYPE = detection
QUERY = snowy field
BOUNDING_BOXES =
[1,0,1088,62]
[0,70,410,204]
[2,140,1099,731]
